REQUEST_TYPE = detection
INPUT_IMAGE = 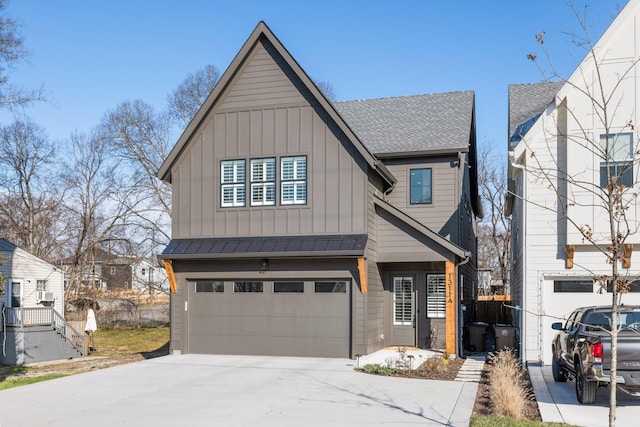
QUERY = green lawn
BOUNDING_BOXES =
[0,326,170,391]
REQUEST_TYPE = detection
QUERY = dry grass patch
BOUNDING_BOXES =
[488,349,533,419]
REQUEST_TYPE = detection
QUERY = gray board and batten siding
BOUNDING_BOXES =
[170,36,373,241]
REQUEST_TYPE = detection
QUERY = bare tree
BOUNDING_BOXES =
[513,4,640,424]
[99,100,172,255]
[315,80,336,101]
[0,1,44,110]
[0,119,64,259]
[477,144,510,294]
[167,64,220,127]
[61,131,131,299]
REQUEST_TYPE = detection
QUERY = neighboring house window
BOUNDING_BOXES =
[281,156,307,205]
[410,168,432,204]
[427,274,446,318]
[36,279,47,291]
[194,281,224,293]
[141,268,146,276]
[600,133,633,187]
[221,160,246,207]
[234,281,263,292]
[393,276,413,325]
[110,266,116,275]
[251,158,276,206]
[554,280,593,293]
[273,282,304,293]
[315,281,347,293]
[605,280,640,293]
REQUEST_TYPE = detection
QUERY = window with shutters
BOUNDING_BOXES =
[427,274,446,318]
[250,158,276,206]
[220,160,246,207]
[281,156,307,205]
[393,276,413,325]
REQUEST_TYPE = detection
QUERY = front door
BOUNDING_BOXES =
[390,276,416,346]
[9,279,22,307]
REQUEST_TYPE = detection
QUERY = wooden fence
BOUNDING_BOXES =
[475,296,512,326]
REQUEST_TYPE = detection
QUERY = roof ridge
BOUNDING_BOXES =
[335,90,474,104]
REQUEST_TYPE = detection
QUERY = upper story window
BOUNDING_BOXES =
[36,279,48,291]
[221,160,246,207]
[281,156,307,205]
[600,132,633,188]
[410,168,432,204]
[251,158,276,206]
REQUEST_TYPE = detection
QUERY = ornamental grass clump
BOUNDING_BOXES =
[488,349,531,419]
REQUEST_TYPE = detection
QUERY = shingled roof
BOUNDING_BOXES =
[333,91,475,155]
[508,82,563,144]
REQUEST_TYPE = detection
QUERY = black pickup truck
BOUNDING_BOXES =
[551,305,640,404]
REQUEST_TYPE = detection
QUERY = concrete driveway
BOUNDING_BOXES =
[0,354,477,426]
[529,365,640,427]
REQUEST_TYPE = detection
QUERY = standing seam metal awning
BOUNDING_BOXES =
[160,234,368,259]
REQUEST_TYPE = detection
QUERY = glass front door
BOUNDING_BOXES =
[390,276,416,346]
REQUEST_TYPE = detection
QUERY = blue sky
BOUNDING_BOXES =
[2,0,628,150]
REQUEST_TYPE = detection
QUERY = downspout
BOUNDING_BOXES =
[518,161,527,364]
[456,254,471,357]
[383,182,396,200]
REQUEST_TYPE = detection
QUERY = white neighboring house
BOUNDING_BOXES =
[507,1,640,365]
[131,257,169,293]
[0,238,64,314]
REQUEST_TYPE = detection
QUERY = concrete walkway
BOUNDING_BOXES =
[0,353,480,427]
[455,355,486,382]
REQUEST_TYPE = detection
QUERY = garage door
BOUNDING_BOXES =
[187,280,350,358]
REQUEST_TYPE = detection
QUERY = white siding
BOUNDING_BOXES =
[511,2,640,364]
[1,247,64,314]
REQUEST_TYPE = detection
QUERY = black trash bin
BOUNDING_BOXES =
[494,324,517,351]
[468,322,488,352]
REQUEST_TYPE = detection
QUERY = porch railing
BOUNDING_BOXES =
[1,306,85,356]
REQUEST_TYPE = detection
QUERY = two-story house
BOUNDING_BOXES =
[158,22,482,358]
[507,1,640,365]
[62,247,167,293]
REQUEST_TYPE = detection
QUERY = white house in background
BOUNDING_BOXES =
[131,257,168,293]
[0,238,65,314]
[506,1,640,365]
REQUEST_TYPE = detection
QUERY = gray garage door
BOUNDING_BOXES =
[187,280,350,358]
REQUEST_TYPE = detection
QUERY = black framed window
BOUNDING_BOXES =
[554,280,593,293]
[194,281,224,293]
[427,274,445,318]
[250,158,276,206]
[410,168,432,204]
[274,282,304,293]
[234,282,263,292]
[221,160,246,207]
[281,156,307,205]
[314,281,347,293]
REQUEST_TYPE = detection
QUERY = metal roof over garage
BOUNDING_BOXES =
[161,234,368,259]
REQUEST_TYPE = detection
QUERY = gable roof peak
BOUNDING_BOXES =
[158,20,395,189]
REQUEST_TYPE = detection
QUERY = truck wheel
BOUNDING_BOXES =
[552,355,567,382]
[576,367,597,404]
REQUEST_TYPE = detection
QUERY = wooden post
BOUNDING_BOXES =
[357,257,368,294]
[164,259,177,294]
[445,260,456,355]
